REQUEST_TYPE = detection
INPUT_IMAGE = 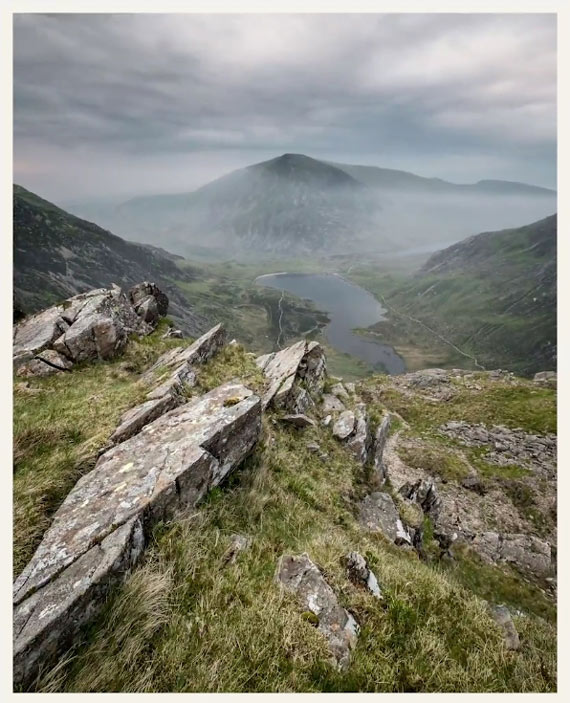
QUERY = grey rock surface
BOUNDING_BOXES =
[372,413,391,484]
[332,410,356,441]
[345,551,382,598]
[275,553,359,669]
[358,491,411,545]
[279,414,316,428]
[256,340,326,411]
[13,381,261,689]
[322,393,346,414]
[346,403,371,465]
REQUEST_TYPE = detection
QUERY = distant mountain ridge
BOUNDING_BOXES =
[13,184,207,335]
[62,153,556,260]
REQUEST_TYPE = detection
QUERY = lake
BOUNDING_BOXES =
[255,272,405,374]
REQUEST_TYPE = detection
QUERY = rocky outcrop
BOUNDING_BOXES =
[129,282,169,318]
[256,340,326,412]
[358,492,412,545]
[470,532,552,578]
[275,553,359,669]
[110,324,227,445]
[13,381,261,689]
[439,421,556,476]
[344,551,382,598]
[533,371,556,389]
[13,283,169,376]
[398,478,442,522]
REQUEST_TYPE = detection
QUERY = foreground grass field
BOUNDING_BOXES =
[13,341,556,693]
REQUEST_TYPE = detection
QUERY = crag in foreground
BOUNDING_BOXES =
[13,283,556,692]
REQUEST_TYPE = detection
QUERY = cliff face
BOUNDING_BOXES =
[13,297,557,692]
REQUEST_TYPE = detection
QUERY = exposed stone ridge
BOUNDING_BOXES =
[275,553,359,669]
[256,340,326,411]
[13,381,261,689]
[110,324,227,445]
[439,421,556,476]
[13,282,169,377]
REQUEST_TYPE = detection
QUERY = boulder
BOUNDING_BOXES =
[275,553,359,669]
[345,551,382,598]
[256,340,326,411]
[322,393,346,414]
[332,411,356,441]
[14,286,157,375]
[52,287,152,364]
[490,604,520,650]
[128,281,169,317]
[358,492,412,545]
[134,295,159,325]
[330,382,349,401]
[13,381,262,689]
[533,371,556,388]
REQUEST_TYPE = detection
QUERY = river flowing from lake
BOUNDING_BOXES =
[255,272,405,374]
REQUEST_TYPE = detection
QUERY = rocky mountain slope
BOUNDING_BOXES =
[13,185,207,336]
[13,287,557,692]
[352,215,556,377]
[67,154,556,259]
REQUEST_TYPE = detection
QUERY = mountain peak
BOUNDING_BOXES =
[251,153,361,188]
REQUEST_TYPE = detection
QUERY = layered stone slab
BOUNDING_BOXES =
[256,340,326,411]
[110,324,227,446]
[13,381,261,689]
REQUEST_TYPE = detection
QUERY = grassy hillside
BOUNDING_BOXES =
[348,215,556,376]
[14,329,556,692]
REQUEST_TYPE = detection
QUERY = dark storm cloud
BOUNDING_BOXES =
[13,13,556,200]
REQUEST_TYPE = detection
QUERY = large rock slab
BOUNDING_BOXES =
[256,340,326,411]
[13,381,261,689]
[275,553,359,669]
[358,492,412,545]
[142,323,226,384]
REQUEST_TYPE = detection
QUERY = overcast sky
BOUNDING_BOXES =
[13,13,556,202]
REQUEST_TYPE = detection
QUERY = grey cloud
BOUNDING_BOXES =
[13,13,556,200]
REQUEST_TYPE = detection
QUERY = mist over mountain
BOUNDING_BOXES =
[65,154,556,260]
